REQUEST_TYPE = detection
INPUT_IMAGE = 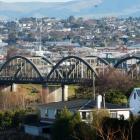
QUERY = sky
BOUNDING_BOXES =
[1,0,74,2]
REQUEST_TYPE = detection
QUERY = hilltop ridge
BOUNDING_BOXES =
[0,0,139,19]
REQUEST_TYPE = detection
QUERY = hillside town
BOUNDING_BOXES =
[0,16,140,61]
[0,14,140,140]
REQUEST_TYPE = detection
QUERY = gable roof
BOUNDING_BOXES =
[134,88,140,97]
[80,100,129,110]
[38,99,89,111]
[38,99,129,111]
[129,88,140,100]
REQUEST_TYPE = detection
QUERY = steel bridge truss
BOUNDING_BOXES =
[114,56,140,79]
[0,56,99,85]
[0,56,53,84]
[85,56,111,76]
[46,56,98,84]
[1,55,140,85]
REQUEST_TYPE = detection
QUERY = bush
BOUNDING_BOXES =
[52,108,74,140]
[132,117,140,140]
[52,108,97,140]
[102,118,130,140]
[105,89,127,105]
[74,122,95,140]
[24,114,40,124]
[12,110,26,128]
[2,111,13,129]
[52,107,81,140]
[92,109,110,129]
[0,109,36,130]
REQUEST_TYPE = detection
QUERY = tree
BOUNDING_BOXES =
[52,107,81,140]
[77,17,83,25]
[8,32,18,44]
[75,69,135,103]
[92,109,110,140]
[96,69,135,101]
[97,69,134,94]
[75,85,93,99]
[92,110,131,140]
[52,107,96,140]
[68,16,75,24]
[102,118,130,140]
[52,107,74,140]
[2,111,13,129]
[105,89,127,105]
[74,122,95,140]
[6,47,19,59]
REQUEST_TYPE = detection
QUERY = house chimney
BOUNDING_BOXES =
[97,95,102,109]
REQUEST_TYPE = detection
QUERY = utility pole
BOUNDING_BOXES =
[103,93,106,108]
[62,84,65,102]
[92,73,96,100]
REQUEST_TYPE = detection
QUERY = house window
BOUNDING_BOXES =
[81,112,87,120]
[87,112,91,120]
[45,109,49,117]
[45,108,56,119]
[134,93,136,99]
[56,109,61,117]
[110,112,117,118]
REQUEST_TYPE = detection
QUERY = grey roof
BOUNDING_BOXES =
[39,99,89,110]
[38,99,129,111]
[81,100,129,110]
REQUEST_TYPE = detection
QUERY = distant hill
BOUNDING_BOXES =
[0,0,140,19]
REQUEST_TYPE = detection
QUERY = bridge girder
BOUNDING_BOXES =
[85,55,111,66]
[0,56,45,81]
[1,55,140,85]
[47,56,98,82]
[114,56,140,68]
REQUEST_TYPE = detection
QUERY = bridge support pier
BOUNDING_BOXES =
[0,85,8,92]
[61,84,68,102]
[42,83,49,103]
[0,84,17,92]
[10,84,13,92]
[10,83,17,92]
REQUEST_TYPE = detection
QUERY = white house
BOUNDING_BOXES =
[25,97,130,136]
[38,98,130,123]
[129,88,140,115]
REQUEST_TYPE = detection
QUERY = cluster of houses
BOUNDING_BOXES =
[24,88,140,137]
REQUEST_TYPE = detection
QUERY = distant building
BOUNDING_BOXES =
[0,39,8,47]
[45,41,80,48]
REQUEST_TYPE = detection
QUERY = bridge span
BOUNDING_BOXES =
[0,55,99,102]
[0,55,140,102]
[0,55,98,85]
[0,54,140,84]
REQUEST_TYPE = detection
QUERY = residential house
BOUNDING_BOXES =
[129,88,140,115]
[25,98,130,136]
